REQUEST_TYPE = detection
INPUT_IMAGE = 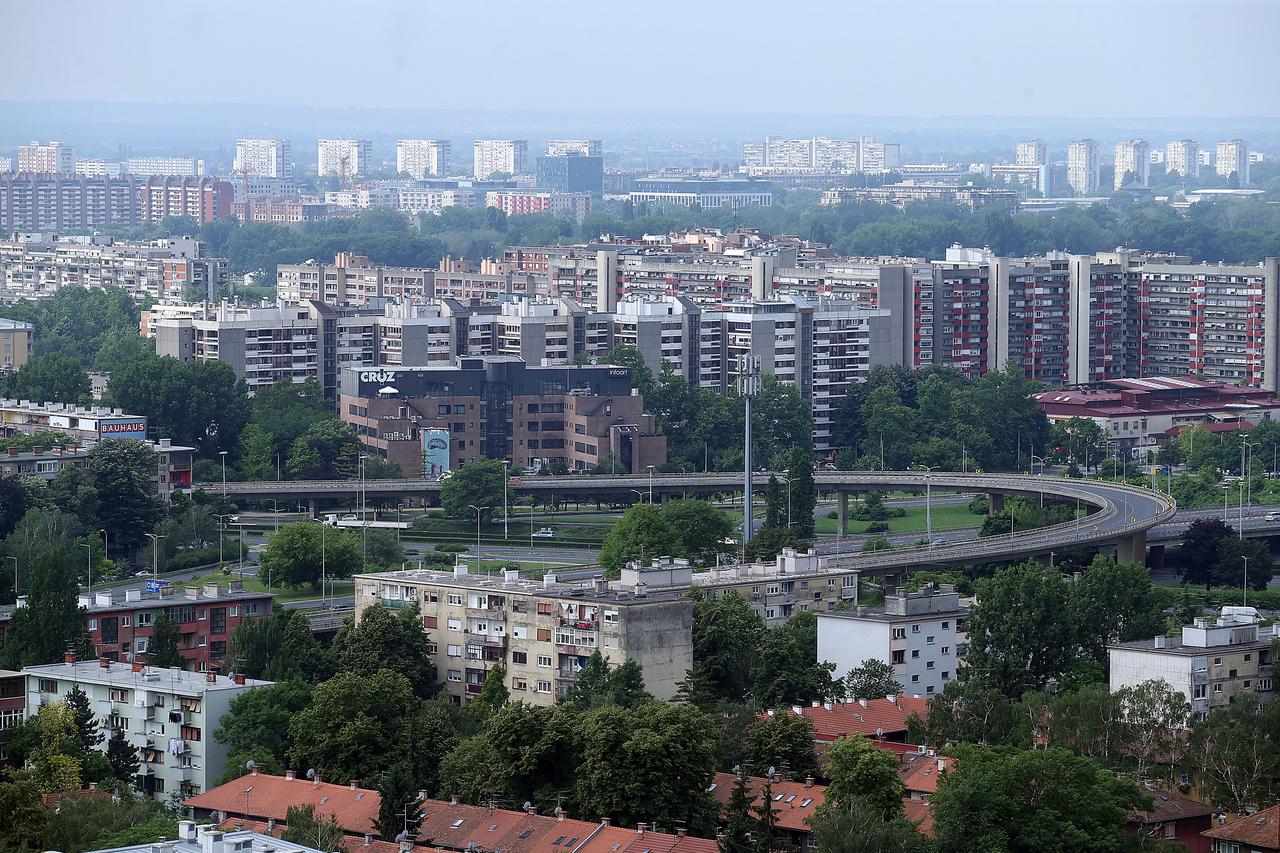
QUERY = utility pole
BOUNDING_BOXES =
[738,355,761,545]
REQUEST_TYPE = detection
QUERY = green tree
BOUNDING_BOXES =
[65,685,101,758]
[27,701,84,794]
[47,466,99,531]
[962,560,1076,697]
[807,799,931,853]
[740,713,818,780]
[660,498,734,564]
[249,378,331,464]
[375,761,423,840]
[106,727,140,782]
[754,376,814,462]
[598,503,681,574]
[107,354,250,458]
[287,670,421,785]
[762,475,786,531]
[562,651,651,710]
[274,609,338,683]
[573,702,720,835]
[280,804,348,853]
[0,780,49,849]
[363,528,406,570]
[237,423,277,481]
[286,418,362,480]
[929,746,1148,853]
[88,439,163,551]
[1070,556,1168,667]
[720,772,757,853]
[750,611,837,708]
[40,789,169,853]
[333,603,437,697]
[1210,535,1275,590]
[0,547,92,669]
[1114,679,1189,783]
[842,659,901,701]
[260,523,361,589]
[92,326,155,373]
[1178,517,1232,587]
[3,352,89,404]
[214,679,313,773]
[787,447,817,539]
[823,734,905,818]
[439,459,505,520]
[147,611,184,668]
[466,664,508,724]
[1187,692,1280,813]
[689,590,765,704]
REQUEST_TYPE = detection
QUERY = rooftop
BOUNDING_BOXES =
[357,567,689,605]
[707,772,824,833]
[23,657,272,693]
[765,697,928,742]
[818,589,966,623]
[94,821,329,853]
[0,580,273,621]
[1126,782,1214,827]
[186,771,381,835]
[1202,803,1280,848]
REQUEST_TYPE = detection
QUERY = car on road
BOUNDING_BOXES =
[532,527,556,538]
[134,571,151,578]
[1266,512,1280,522]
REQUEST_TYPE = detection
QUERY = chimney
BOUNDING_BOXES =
[5,447,16,456]
[450,794,459,805]
[804,776,814,788]
[1154,635,1166,649]
[266,818,276,833]
[823,701,833,712]
[234,674,246,685]
[312,774,321,788]
[364,834,374,847]
[600,817,611,827]
[527,805,537,816]
[554,806,565,822]
[31,446,42,455]
[179,821,197,842]
[676,829,686,838]
[636,823,647,835]
[88,781,98,791]
[132,661,144,673]
[858,698,868,708]
[349,780,358,790]
[810,700,819,708]
[200,829,224,853]
[284,770,295,781]
[250,766,259,776]
[205,671,217,684]
[64,651,76,665]
[99,657,111,669]
[937,758,946,772]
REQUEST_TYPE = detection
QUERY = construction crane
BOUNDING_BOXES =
[338,153,351,192]
[233,164,255,222]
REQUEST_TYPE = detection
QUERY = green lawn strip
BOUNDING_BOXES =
[813,503,985,535]
[189,571,354,604]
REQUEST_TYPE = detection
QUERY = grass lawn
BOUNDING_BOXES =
[813,503,984,536]
[190,571,354,604]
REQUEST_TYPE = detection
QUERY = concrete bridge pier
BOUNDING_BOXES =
[988,493,1005,515]
[838,491,849,536]
[1115,530,1148,565]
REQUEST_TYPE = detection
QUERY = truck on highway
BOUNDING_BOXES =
[323,514,411,530]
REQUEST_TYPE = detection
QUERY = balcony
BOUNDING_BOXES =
[465,632,507,648]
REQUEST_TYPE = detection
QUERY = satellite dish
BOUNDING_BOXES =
[245,760,257,770]
[523,801,533,812]
[395,831,409,843]
[306,768,316,780]
[767,766,776,778]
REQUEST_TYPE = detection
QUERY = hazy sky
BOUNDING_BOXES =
[4,0,1279,118]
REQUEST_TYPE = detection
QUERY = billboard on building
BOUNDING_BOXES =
[98,418,148,440]
[423,429,450,478]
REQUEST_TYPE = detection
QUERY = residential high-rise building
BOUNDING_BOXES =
[139,177,233,225]
[629,178,773,208]
[1164,140,1200,178]
[1113,139,1151,190]
[473,139,528,178]
[126,156,202,177]
[74,158,126,178]
[22,656,272,800]
[396,139,451,178]
[1067,139,1100,195]
[485,190,592,223]
[1015,140,1047,166]
[233,138,291,178]
[316,139,373,178]
[534,154,604,193]
[351,565,692,706]
[546,139,602,157]
[857,137,900,173]
[0,174,142,231]
[813,137,860,172]
[17,141,75,174]
[1216,139,1251,185]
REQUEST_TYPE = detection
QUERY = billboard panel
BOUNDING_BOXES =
[423,429,451,478]
[99,418,148,440]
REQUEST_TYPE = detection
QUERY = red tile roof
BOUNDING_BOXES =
[185,772,381,835]
[901,799,934,836]
[1126,783,1214,827]
[898,752,952,797]
[707,772,826,833]
[212,817,444,853]
[766,698,928,743]
[1202,804,1280,849]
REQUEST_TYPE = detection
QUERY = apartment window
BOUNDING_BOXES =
[1213,657,1222,666]
[136,612,153,627]
[891,650,905,664]
[926,661,935,670]
[512,651,528,665]
[447,669,462,682]
[941,646,950,655]
[38,678,57,694]
[1193,684,1207,699]
[424,616,438,629]
[941,621,949,629]
[135,638,149,653]
[210,608,227,635]
[448,594,463,606]
[911,675,920,683]
[537,655,553,668]
[891,627,906,640]
[926,685,935,695]
[537,602,554,615]
[603,610,619,624]
[536,681,552,693]
[198,635,207,647]
[447,618,462,631]
[229,607,238,618]
[1213,684,1223,693]
[911,624,920,633]
[536,628,552,642]
[926,636,935,645]
[88,619,97,631]
[1244,681,1252,690]
[765,608,777,620]
[426,643,437,655]
[447,644,462,657]
[511,626,527,639]
[942,671,950,681]
[197,609,206,621]
[180,725,202,742]
[911,650,919,659]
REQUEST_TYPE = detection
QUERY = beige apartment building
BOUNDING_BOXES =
[352,567,692,706]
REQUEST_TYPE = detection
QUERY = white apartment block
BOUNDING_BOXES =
[275,252,432,304]
[1164,140,1200,178]
[74,159,126,179]
[317,139,374,178]
[546,139,602,157]
[817,589,968,698]
[1216,139,1250,185]
[1114,139,1151,190]
[234,138,292,179]
[0,235,227,303]
[127,156,202,177]
[1110,607,1278,721]
[322,186,398,209]
[23,657,271,801]
[1015,140,1047,167]
[484,190,592,222]
[18,141,75,174]
[396,139,451,178]
[352,566,693,706]
[0,157,11,173]
[397,187,477,217]
[814,137,860,172]
[473,139,529,178]
[1198,149,1214,167]
[858,137,900,173]
[1067,139,1100,195]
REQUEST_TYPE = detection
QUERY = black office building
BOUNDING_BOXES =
[536,154,604,193]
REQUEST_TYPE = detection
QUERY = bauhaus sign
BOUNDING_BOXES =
[99,419,148,439]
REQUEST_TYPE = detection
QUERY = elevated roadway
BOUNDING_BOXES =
[202,471,1177,572]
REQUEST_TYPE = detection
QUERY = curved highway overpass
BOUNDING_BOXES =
[202,471,1176,572]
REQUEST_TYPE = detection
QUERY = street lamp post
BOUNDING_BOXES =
[219,451,228,500]
[502,460,510,540]
[269,499,279,532]
[144,533,164,579]
[215,514,233,565]
[1243,556,1249,607]
[914,465,940,546]
[647,465,655,504]
[359,455,368,572]
[468,504,482,572]
[81,542,91,591]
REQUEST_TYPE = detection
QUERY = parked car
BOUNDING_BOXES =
[532,527,556,539]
